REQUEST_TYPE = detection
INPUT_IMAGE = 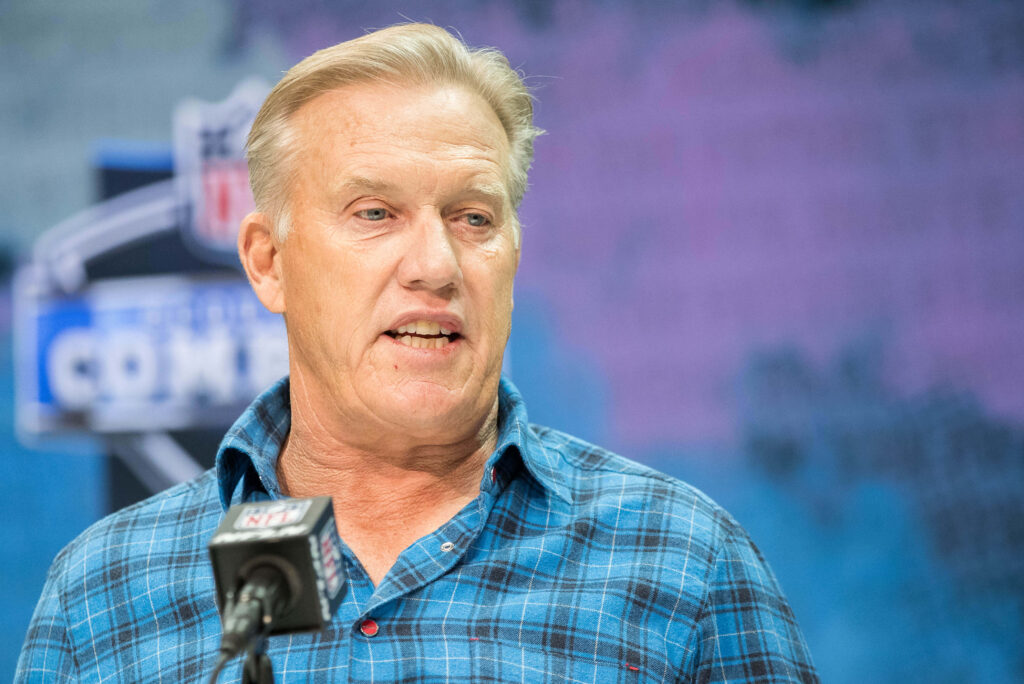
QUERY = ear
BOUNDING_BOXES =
[238,211,286,314]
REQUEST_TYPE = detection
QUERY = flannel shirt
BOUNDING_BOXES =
[17,376,817,682]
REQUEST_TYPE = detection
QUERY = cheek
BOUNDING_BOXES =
[282,245,355,346]
[470,259,517,332]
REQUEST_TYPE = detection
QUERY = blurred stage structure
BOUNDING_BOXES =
[14,81,285,503]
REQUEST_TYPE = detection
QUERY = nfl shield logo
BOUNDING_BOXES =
[174,78,270,264]
[234,500,313,530]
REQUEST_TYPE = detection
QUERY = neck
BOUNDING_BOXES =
[277,420,496,511]
[276,388,500,586]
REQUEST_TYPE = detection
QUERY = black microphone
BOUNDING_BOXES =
[207,497,345,678]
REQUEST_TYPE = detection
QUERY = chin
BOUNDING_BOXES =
[379,380,486,435]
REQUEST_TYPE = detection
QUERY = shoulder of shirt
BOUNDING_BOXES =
[527,423,749,543]
[46,469,221,580]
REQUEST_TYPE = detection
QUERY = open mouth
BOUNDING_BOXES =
[384,321,461,349]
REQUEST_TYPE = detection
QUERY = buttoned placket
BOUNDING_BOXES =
[342,461,511,679]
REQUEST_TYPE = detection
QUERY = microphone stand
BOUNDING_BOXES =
[242,636,274,684]
[210,577,282,684]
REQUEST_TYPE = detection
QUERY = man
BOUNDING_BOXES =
[18,24,817,682]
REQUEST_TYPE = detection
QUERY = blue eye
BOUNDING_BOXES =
[357,208,389,221]
[465,213,489,227]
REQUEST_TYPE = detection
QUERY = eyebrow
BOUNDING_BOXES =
[339,176,399,194]
[457,182,509,208]
[339,176,510,208]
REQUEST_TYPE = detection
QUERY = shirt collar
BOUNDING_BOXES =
[488,376,573,504]
[214,374,573,511]
[215,376,291,510]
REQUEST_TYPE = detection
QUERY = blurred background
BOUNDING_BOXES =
[2,0,1023,680]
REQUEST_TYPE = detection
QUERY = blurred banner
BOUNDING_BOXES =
[13,80,284,497]
[15,80,279,439]
[17,273,284,433]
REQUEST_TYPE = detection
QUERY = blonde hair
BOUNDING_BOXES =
[246,23,543,240]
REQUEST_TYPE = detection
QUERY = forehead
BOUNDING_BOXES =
[288,81,512,198]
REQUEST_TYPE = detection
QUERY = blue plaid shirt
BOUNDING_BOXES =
[17,377,816,682]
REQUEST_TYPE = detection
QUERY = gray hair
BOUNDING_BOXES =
[246,23,543,241]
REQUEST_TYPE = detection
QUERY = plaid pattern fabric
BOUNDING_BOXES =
[17,377,817,682]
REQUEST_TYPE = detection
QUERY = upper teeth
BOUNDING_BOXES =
[394,321,452,336]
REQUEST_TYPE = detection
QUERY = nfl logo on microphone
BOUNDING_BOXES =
[235,500,313,531]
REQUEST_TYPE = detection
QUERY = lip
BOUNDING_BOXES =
[383,311,464,336]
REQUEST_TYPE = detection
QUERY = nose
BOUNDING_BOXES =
[397,211,462,295]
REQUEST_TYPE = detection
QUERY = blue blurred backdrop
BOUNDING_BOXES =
[2,1,1023,680]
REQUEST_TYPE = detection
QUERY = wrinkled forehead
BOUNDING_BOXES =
[287,81,515,203]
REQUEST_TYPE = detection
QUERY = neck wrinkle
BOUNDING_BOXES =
[276,390,501,525]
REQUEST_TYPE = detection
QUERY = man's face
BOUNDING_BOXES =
[270,82,519,444]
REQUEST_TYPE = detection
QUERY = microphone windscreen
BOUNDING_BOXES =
[208,497,344,634]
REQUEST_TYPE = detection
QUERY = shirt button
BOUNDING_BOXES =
[490,467,497,483]
[440,541,455,552]
[359,619,379,637]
